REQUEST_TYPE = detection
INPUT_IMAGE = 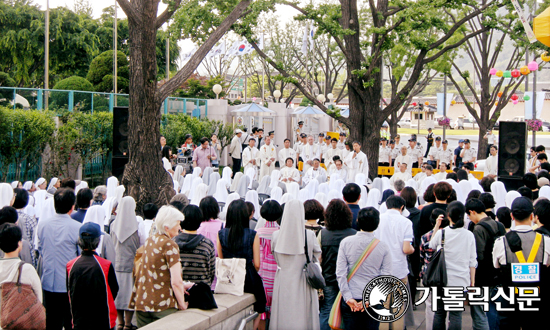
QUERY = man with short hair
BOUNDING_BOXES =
[342,183,361,230]
[483,129,497,157]
[437,139,454,169]
[454,139,465,169]
[466,198,505,329]
[302,136,320,173]
[336,207,392,329]
[295,133,307,163]
[427,136,441,167]
[337,132,347,150]
[460,139,477,166]
[37,188,82,330]
[425,128,434,158]
[257,128,264,146]
[242,138,259,178]
[67,222,119,330]
[492,197,550,328]
[229,129,243,179]
[414,162,429,183]
[329,158,347,181]
[374,195,414,330]
[345,141,368,183]
[418,181,452,238]
[484,145,498,177]
[295,121,304,142]
[280,158,301,186]
[417,164,433,186]
[434,162,448,181]
[321,135,332,163]
[278,138,297,167]
[407,137,423,168]
[324,138,342,172]
[379,137,391,167]
[71,188,93,223]
[390,163,412,190]
[462,162,476,180]
[193,137,217,173]
[258,136,277,180]
[389,139,399,166]
[303,159,327,186]
[394,145,413,174]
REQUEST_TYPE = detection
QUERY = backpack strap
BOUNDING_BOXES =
[17,261,25,286]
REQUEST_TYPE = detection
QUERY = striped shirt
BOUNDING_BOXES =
[256,221,279,318]
[174,233,216,286]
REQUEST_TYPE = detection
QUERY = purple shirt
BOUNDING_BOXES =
[192,145,216,172]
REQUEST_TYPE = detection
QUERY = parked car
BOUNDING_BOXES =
[541,121,550,132]
[453,118,478,130]
[397,118,411,128]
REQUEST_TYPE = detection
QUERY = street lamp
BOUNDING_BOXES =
[273,90,281,102]
[317,94,326,104]
[213,84,222,99]
[327,93,334,101]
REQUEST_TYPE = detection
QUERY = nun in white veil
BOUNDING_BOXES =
[245,190,261,220]
[0,183,14,208]
[269,170,281,190]
[314,192,329,208]
[491,181,507,210]
[188,177,203,201]
[270,187,283,203]
[11,181,20,189]
[221,167,233,188]
[327,190,341,202]
[366,188,381,209]
[202,167,214,186]
[33,190,47,219]
[470,180,484,193]
[372,177,383,192]
[213,179,229,203]
[359,185,368,208]
[271,199,321,330]
[47,177,59,195]
[219,193,241,221]
[446,179,464,203]
[459,180,472,200]
[318,182,329,196]
[539,186,550,200]
[35,178,46,190]
[280,193,294,205]
[191,183,209,206]
[236,176,251,198]
[381,177,391,193]
[355,173,366,186]
[174,165,185,189]
[115,185,126,207]
[287,182,300,200]
[245,167,256,189]
[192,167,202,179]
[505,191,521,208]
[298,189,309,203]
[405,179,418,192]
[83,205,116,264]
[230,172,244,192]
[102,176,119,225]
[207,172,220,196]
[257,176,271,196]
[305,180,319,200]
[181,174,193,196]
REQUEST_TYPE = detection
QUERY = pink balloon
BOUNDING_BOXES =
[513,100,519,105]
[528,61,539,71]
[489,68,497,75]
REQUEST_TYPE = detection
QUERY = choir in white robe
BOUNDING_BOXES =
[303,167,327,186]
[258,143,277,180]
[242,146,259,178]
[301,143,320,173]
[345,151,368,183]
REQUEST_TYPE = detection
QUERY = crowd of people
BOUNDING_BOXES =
[1,126,549,330]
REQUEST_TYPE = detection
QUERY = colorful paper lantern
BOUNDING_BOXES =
[489,68,497,75]
[424,101,430,106]
[528,61,539,71]
[451,100,456,105]
[511,94,519,101]
[511,69,521,78]
[542,52,550,62]
[513,100,519,105]
[495,102,499,106]
[496,70,504,77]
[497,91,503,98]
[520,66,531,75]
[524,95,531,101]
[503,71,512,78]
[412,102,417,106]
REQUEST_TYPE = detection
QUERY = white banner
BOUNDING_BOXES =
[524,91,545,119]
[437,93,454,116]
[510,0,537,43]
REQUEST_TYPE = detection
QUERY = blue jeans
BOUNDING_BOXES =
[340,299,379,330]
[319,285,339,330]
[470,304,489,330]
[434,298,462,330]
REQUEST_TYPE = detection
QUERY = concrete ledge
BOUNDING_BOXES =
[140,293,256,330]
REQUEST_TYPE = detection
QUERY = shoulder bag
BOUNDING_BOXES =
[214,257,246,296]
[422,229,447,287]
[304,230,326,290]
[0,261,46,330]
[328,238,380,330]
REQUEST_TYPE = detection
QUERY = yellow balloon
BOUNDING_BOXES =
[451,100,456,105]
[496,70,504,77]
[542,52,550,62]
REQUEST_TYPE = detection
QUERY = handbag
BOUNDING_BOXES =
[214,257,246,296]
[422,229,447,287]
[303,230,326,290]
[328,238,379,330]
[0,261,46,330]
[187,282,218,310]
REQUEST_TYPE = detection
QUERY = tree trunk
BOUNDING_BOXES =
[122,8,174,212]
[388,116,398,138]
[477,120,490,160]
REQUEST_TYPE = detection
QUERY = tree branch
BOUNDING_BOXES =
[155,0,182,29]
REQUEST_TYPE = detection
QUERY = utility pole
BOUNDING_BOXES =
[44,0,50,109]
[443,75,447,140]
[532,1,538,147]
[166,22,170,83]
[114,0,118,105]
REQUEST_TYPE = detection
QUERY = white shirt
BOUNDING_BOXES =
[493,225,550,268]
[329,167,348,181]
[407,145,423,163]
[279,148,297,166]
[374,209,414,279]
[303,167,327,186]
[162,157,172,172]
[242,146,259,169]
[394,154,413,173]
[302,144,320,163]
[280,166,301,183]
[434,171,448,181]
[390,171,412,190]
[139,219,154,245]
[428,145,442,161]
[337,140,346,150]
[229,135,242,159]
[486,133,497,145]
[437,148,454,166]
[379,146,391,163]
[461,147,477,163]
[345,151,368,182]
[389,147,400,160]
[484,155,498,176]
[429,227,477,288]
[294,141,303,153]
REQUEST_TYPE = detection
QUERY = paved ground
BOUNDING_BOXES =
[409,298,474,330]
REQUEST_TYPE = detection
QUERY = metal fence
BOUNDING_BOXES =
[0,87,209,116]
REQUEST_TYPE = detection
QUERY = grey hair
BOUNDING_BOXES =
[394,179,406,192]
[155,206,183,235]
[170,194,189,208]
[93,185,107,202]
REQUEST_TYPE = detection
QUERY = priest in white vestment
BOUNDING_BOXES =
[324,138,343,172]
[394,145,413,174]
[278,139,297,167]
[303,159,327,186]
[390,163,412,190]
[280,158,301,187]
[301,136,320,173]
[344,141,368,183]
[258,136,277,181]
[242,139,259,178]
[484,145,498,177]
[328,158,347,182]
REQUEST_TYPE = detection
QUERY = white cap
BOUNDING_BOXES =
[235,129,243,134]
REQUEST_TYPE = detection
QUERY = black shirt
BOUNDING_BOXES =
[319,228,357,286]
[418,203,448,242]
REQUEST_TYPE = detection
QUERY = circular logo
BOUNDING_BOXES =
[362,275,410,323]
[238,44,246,52]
